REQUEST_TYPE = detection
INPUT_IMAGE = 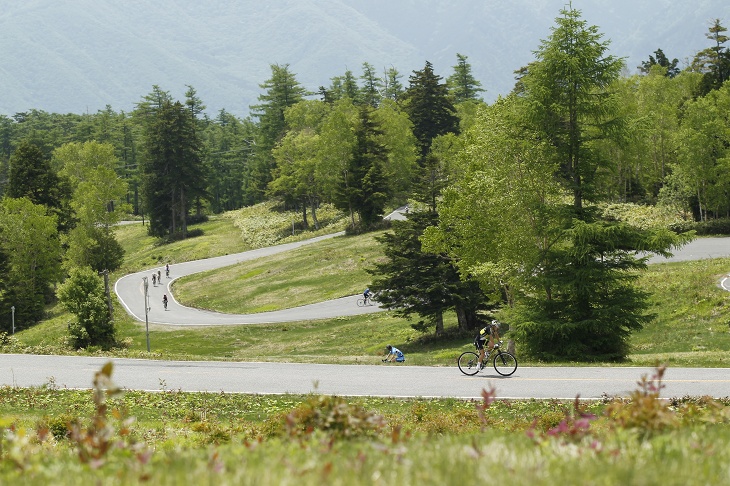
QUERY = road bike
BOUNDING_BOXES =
[356,294,376,306]
[458,341,517,376]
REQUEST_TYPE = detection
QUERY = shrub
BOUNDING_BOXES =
[283,395,386,440]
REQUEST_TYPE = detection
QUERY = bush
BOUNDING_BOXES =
[56,267,115,349]
[669,218,730,236]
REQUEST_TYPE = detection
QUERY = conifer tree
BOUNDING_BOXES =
[403,61,459,160]
[333,106,388,228]
[7,139,72,232]
[248,64,307,202]
[446,53,485,103]
[369,211,487,336]
[360,62,383,107]
[141,100,206,238]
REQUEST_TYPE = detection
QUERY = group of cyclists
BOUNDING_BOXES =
[151,264,171,310]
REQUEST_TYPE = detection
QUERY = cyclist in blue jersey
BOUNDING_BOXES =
[382,344,405,362]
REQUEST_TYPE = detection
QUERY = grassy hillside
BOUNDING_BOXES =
[5,203,730,367]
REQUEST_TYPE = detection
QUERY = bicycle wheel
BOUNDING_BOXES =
[492,351,517,376]
[356,298,366,307]
[457,351,481,376]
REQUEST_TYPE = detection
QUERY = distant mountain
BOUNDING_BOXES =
[0,0,728,118]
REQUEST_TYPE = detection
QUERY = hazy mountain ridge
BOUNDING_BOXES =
[0,0,727,117]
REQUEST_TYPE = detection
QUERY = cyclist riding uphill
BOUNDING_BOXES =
[363,287,373,301]
[475,320,502,368]
[382,345,405,363]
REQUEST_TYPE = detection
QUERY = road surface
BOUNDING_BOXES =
[2,354,728,399]
[115,233,730,327]
[4,235,728,399]
[115,231,383,326]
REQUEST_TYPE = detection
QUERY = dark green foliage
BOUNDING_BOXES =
[57,267,115,348]
[403,61,459,159]
[333,106,388,228]
[513,218,660,361]
[140,99,206,238]
[7,139,74,232]
[203,110,256,213]
[692,19,730,96]
[638,48,680,77]
[369,211,487,335]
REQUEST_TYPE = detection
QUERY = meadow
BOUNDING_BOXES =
[2,203,730,484]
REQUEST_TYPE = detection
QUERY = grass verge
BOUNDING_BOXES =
[0,363,728,484]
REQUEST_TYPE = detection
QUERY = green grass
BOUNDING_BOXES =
[173,231,385,313]
[5,203,730,367]
[4,205,730,483]
[1,370,729,485]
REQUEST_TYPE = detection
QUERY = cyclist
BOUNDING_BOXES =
[382,344,405,362]
[475,319,502,369]
[162,294,168,310]
[165,263,170,278]
[363,287,373,304]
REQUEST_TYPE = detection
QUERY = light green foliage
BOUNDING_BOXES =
[372,99,418,201]
[54,141,128,227]
[672,82,730,220]
[0,197,62,326]
[316,99,359,203]
[446,53,485,103]
[54,141,129,271]
[423,95,564,297]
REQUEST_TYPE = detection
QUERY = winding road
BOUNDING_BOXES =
[114,231,383,326]
[3,235,730,399]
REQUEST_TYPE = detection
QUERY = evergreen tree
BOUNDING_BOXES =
[248,64,307,202]
[511,6,687,360]
[403,61,460,160]
[382,67,405,102]
[369,211,487,336]
[426,6,690,361]
[691,19,730,95]
[446,53,485,103]
[333,106,388,228]
[360,62,383,107]
[7,139,73,232]
[638,48,680,77]
[140,100,206,238]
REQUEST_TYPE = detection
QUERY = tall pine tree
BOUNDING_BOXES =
[141,100,206,238]
[403,61,460,160]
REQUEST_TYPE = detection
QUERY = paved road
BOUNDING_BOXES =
[5,235,727,399]
[115,231,383,326]
[116,234,730,327]
[2,354,728,399]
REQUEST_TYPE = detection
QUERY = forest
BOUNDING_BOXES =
[0,7,729,361]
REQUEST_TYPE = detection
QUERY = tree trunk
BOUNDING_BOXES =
[311,196,320,230]
[301,198,309,229]
[180,187,187,239]
[454,305,474,332]
[433,312,444,336]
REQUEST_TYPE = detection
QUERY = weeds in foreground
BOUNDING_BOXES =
[0,363,729,483]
